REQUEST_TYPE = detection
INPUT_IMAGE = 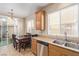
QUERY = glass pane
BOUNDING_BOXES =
[48,11,60,35]
[13,18,18,35]
[0,18,1,46]
[0,16,14,47]
[61,5,78,37]
[7,17,14,39]
[27,19,34,33]
[7,17,15,44]
[1,17,8,46]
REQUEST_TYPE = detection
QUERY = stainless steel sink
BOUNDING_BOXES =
[52,39,79,50]
[64,42,79,49]
[53,39,66,45]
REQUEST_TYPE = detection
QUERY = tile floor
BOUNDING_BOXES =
[0,44,34,56]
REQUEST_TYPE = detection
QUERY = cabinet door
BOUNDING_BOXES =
[61,48,79,56]
[48,44,64,56]
[31,39,37,55]
[36,12,41,30]
[36,10,45,30]
[48,44,79,56]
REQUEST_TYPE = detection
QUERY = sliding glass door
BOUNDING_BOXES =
[0,16,15,47]
[1,17,8,46]
[0,17,1,46]
[0,17,8,46]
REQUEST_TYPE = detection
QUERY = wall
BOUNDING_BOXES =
[18,18,25,36]
[25,14,36,34]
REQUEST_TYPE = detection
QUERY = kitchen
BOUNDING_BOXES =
[30,3,79,56]
[0,3,79,56]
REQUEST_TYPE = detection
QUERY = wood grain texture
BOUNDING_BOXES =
[31,39,37,55]
[35,10,45,31]
[48,44,79,56]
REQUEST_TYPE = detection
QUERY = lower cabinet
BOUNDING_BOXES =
[48,44,79,56]
[31,39,37,55]
[31,39,79,56]
[48,44,65,56]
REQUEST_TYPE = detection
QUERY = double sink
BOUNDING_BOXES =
[53,39,79,50]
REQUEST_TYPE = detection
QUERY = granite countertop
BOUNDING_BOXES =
[32,36,79,53]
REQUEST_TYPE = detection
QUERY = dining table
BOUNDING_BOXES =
[16,35,30,52]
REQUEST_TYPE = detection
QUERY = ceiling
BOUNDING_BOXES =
[0,3,48,18]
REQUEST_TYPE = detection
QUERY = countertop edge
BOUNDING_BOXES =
[32,37,79,53]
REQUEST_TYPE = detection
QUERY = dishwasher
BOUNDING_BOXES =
[37,40,48,56]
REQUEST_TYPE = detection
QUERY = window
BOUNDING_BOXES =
[27,19,34,33]
[61,5,78,37]
[48,4,79,37]
[13,18,18,35]
[48,11,60,35]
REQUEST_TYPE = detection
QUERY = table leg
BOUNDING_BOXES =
[19,43,21,52]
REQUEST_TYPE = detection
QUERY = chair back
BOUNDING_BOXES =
[12,34,16,41]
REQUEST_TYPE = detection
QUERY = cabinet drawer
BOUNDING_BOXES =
[49,44,64,56]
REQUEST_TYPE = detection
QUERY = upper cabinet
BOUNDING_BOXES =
[35,10,45,31]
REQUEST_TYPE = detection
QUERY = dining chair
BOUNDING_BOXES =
[12,34,19,50]
[18,37,31,52]
[26,33,32,46]
[12,34,32,52]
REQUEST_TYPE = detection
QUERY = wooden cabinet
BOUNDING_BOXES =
[31,38,79,56]
[31,39,37,55]
[35,10,45,31]
[48,44,65,56]
[48,44,79,56]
